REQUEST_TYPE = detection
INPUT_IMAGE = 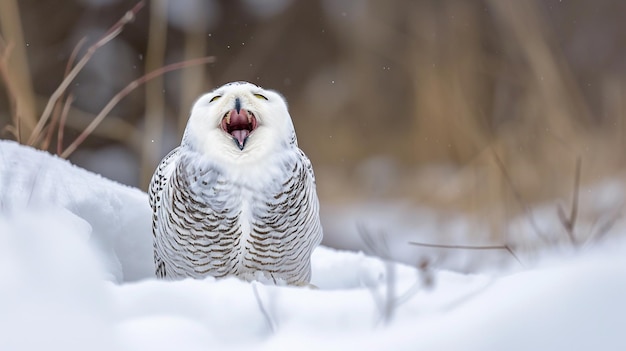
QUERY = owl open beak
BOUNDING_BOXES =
[221,109,258,150]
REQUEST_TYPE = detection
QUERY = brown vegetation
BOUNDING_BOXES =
[1,0,625,242]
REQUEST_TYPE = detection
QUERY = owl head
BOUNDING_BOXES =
[182,82,297,164]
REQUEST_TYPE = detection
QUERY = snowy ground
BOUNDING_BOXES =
[1,140,625,351]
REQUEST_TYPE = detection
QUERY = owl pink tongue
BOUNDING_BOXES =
[232,129,249,148]
[223,108,257,150]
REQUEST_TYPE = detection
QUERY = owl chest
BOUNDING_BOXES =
[189,176,288,237]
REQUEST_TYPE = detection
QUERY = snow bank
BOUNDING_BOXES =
[0,209,118,351]
[0,140,153,282]
[1,140,625,351]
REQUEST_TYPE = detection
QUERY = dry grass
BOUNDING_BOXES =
[296,1,626,214]
[0,1,214,162]
[140,0,168,189]
[0,0,37,140]
[1,1,625,248]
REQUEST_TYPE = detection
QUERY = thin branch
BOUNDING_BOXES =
[0,0,38,138]
[252,283,276,334]
[380,259,396,326]
[391,278,423,307]
[357,222,391,259]
[140,0,168,188]
[61,108,140,149]
[358,224,430,325]
[57,94,74,155]
[357,224,398,325]
[492,150,549,242]
[65,38,88,79]
[60,56,215,158]
[43,37,87,151]
[409,240,523,266]
[557,157,581,245]
[27,1,146,146]
[416,257,435,290]
[0,39,22,142]
[584,208,622,248]
[2,125,19,139]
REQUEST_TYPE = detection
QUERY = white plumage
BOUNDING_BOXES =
[149,81,323,285]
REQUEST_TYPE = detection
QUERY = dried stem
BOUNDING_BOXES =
[252,283,276,334]
[358,224,425,325]
[140,0,168,188]
[58,106,139,149]
[60,56,215,158]
[0,38,21,142]
[0,0,38,139]
[584,207,622,247]
[356,224,394,324]
[2,125,19,140]
[43,38,87,151]
[409,240,523,266]
[179,26,209,136]
[557,157,581,245]
[357,223,392,259]
[492,151,549,242]
[57,95,75,155]
[27,1,146,146]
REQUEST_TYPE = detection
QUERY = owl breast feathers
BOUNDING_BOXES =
[149,81,323,285]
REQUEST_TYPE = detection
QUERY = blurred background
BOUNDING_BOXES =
[2,0,626,270]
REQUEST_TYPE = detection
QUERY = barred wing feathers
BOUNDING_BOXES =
[149,147,180,278]
[150,147,322,284]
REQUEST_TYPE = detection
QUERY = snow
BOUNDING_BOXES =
[1,140,625,351]
[0,140,153,282]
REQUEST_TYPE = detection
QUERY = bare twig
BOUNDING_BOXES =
[584,208,622,248]
[2,125,19,140]
[409,240,523,266]
[557,157,581,245]
[358,223,392,259]
[28,1,146,146]
[58,107,140,149]
[0,38,21,142]
[492,151,549,242]
[417,258,435,290]
[392,259,432,308]
[252,283,276,334]
[64,39,88,82]
[179,30,209,136]
[141,0,168,188]
[357,224,396,325]
[57,95,75,155]
[373,258,397,326]
[60,56,215,158]
[43,38,87,151]
[0,0,38,139]
[358,224,427,325]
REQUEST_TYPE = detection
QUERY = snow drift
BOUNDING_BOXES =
[1,140,625,351]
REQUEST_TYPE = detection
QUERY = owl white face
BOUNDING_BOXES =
[183,82,296,162]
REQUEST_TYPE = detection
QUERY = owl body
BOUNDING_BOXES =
[150,82,322,285]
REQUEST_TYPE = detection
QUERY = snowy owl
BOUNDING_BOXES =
[149,81,323,285]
